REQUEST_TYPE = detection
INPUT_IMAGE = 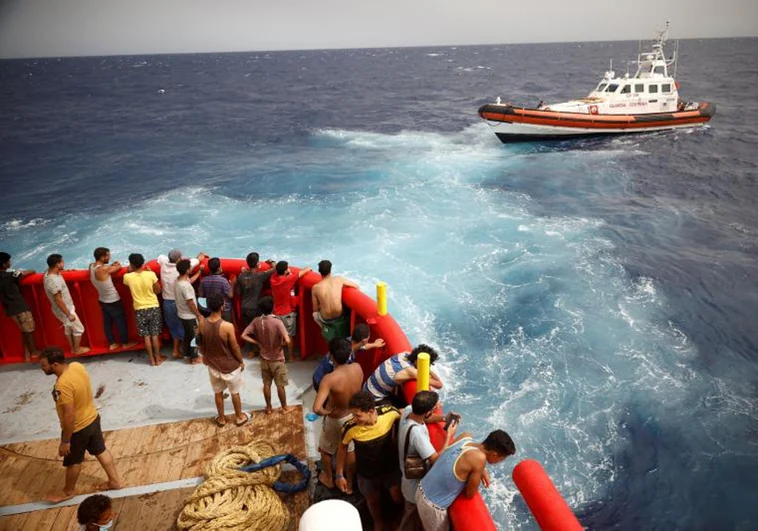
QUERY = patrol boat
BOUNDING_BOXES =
[478,22,716,142]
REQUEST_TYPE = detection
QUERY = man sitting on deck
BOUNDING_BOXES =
[0,251,39,360]
[364,344,444,407]
[40,347,121,503]
[415,430,516,531]
[312,260,358,342]
[198,293,248,427]
[77,494,116,530]
[270,260,311,362]
[241,296,294,415]
[312,338,363,489]
[336,390,403,531]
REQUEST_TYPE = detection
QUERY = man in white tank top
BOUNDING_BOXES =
[90,247,136,350]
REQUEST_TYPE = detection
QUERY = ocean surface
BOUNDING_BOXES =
[2,38,758,529]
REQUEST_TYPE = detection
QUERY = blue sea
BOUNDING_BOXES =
[2,38,758,529]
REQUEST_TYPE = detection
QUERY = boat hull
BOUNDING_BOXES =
[479,102,715,142]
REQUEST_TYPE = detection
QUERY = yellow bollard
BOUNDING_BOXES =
[376,281,387,316]
[417,353,430,391]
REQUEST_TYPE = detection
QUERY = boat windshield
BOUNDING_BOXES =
[605,84,619,92]
[596,83,608,92]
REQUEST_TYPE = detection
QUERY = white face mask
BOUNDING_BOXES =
[98,520,114,530]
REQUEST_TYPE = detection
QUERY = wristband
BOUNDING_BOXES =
[62,439,70,444]
[335,474,344,479]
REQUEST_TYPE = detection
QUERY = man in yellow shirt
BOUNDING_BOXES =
[40,347,121,503]
[123,253,164,366]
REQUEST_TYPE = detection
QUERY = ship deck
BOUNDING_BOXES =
[0,353,321,531]
[0,408,310,530]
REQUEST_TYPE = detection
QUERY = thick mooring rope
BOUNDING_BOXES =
[177,441,290,531]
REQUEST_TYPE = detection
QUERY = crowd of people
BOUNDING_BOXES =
[1,248,518,531]
[314,340,516,531]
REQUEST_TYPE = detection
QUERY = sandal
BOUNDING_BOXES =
[235,411,251,427]
[214,416,226,427]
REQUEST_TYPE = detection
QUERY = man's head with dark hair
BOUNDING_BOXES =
[275,260,288,276]
[349,390,378,426]
[482,429,516,464]
[207,293,224,314]
[208,257,221,275]
[258,296,274,315]
[351,323,370,345]
[176,259,192,276]
[318,260,332,277]
[329,338,352,366]
[0,252,10,269]
[128,253,145,269]
[411,390,439,416]
[40,347,66,375]
[77,494,113,528]
[93,247,110,262]
[47,253,64,269]
[246,252,260,269]
[407,344,439,366]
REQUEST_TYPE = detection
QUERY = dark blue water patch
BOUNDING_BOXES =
[578,401,758,530]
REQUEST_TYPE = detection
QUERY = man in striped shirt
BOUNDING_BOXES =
[364,344,444,406]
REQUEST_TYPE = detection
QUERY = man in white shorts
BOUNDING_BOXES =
[44,253,90,355]
[198,294,248,427]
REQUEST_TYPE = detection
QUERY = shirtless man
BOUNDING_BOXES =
[312,260,359,325]
[312,338,363,489]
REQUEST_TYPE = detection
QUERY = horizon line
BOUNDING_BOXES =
[2,34,756,61]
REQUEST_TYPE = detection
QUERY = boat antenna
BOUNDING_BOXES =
[673,39,679,79]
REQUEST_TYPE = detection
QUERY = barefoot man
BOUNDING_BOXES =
[312,260,358,334]
[44,254,90,355]
[123,254,164,366]
[0,251,39,360]
[241,296,294,415]
[312,338,363,489]
[40,347,121,503]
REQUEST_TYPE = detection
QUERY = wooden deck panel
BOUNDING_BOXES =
[0,483,308,531]
[0,406,306,512]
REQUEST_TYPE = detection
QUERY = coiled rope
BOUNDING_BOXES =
[177,441,307,531]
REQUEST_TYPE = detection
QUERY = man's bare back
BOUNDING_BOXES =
[322,362,363,418]
[313,276,356,320]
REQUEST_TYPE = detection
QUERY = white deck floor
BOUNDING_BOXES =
[0,350,320,450]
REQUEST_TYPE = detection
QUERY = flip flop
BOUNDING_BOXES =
[215,416,226,427]
[235,411,251,427]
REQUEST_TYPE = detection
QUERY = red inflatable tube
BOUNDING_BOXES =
[402,380,497,531]
[512,459,583,531]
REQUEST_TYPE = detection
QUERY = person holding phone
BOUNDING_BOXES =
[397,391,457,531]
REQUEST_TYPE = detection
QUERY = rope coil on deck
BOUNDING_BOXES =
[176,441,290,531]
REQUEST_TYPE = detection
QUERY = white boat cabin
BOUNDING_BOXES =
[541,22,686,116]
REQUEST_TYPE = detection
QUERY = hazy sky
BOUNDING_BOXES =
[1,0,757,59]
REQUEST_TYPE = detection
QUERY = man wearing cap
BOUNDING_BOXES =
[157,249,207,359]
